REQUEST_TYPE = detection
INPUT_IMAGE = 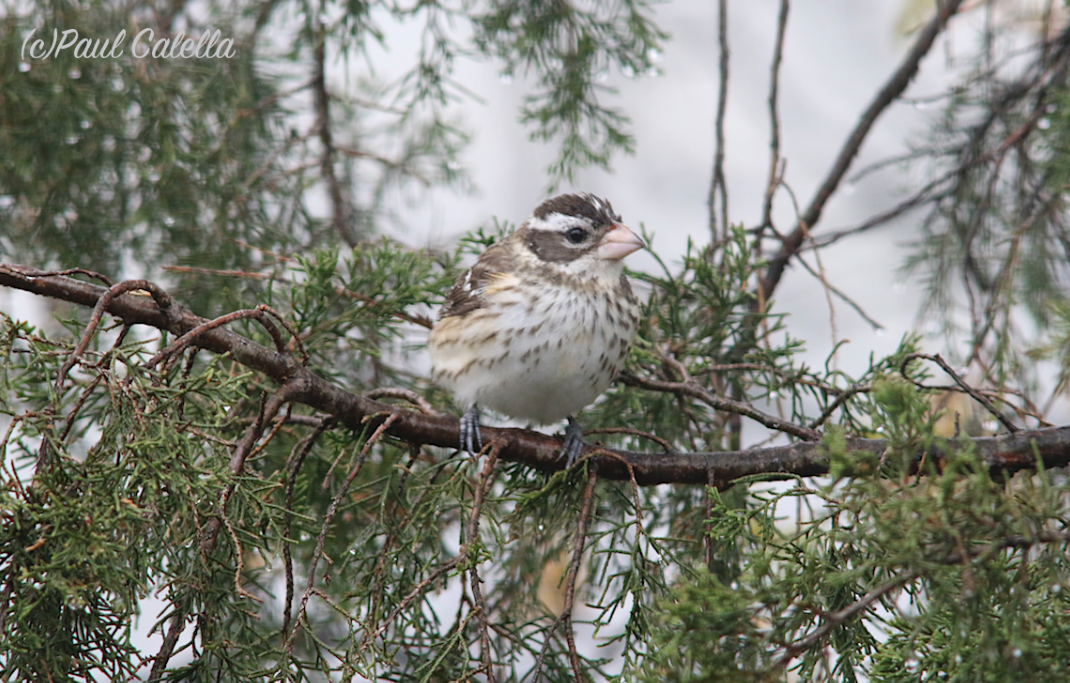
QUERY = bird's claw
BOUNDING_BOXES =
[460,405,483,455]
[562,416,585,468]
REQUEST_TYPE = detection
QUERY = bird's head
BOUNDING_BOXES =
[518,193,646,280]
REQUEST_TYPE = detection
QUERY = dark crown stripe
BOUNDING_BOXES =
[533,193,621,227]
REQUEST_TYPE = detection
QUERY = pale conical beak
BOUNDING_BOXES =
[596,223,646,261]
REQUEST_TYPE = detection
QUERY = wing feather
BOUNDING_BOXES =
[438,241,519,319]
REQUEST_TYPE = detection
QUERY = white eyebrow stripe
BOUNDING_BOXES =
[539,212,589,232]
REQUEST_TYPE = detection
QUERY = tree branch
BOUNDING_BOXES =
[758,0,966,304]
[707,0,730,241]
[312,7,357,247]
[3,264,1069,488]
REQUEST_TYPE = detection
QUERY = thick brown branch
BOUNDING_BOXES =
[3,264,1070,488]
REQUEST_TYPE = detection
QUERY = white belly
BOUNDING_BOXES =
[428,279,637,425]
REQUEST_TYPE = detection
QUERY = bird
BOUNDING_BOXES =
[428,193,645,466]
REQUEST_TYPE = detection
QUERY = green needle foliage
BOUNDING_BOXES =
[3,2,1070,682]
[4,229,1070,681]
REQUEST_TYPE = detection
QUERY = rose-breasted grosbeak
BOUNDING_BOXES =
[428,193,645,465]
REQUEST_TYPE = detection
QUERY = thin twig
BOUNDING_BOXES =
[759,0,790,239]
[584,426,673,453]
[321,414,384,487]
[772,570,918,670]
[368,555,465,644]
[463,442,502,682]
[901,353,1018,433]
[148,386,294,682]
[564,463,599,680]
[530,461,600,681]
[619,372,821,441]
[772,529,1070,671]
[223,511,263,603]
[58,374,104,442]
[0,416,22,471]
[707,0,730,241]
[366,387,441,414]
[55,278,178,392]
[793,242,884,331]
[282,417,335,637]
[312,5,356,247]
[256,304,309,364]
[704,469,716,571]
[144,307,287,370]
[808,383,872,430]
[162,265,272,279]
[23,267,112,286]
[360,443,424,646]
[248,403,293,462]
[286,412,400,652]
[338,146,430,185]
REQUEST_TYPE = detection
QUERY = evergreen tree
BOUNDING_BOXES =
[3,1,1070,681]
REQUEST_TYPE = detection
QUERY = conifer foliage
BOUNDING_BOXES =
[3,2,1070,681]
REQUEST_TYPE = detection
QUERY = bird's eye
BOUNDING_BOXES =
[566,227,588,244]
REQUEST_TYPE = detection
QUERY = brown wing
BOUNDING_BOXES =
[439,241,519,320]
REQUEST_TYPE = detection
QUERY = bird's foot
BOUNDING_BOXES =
[460,405,483,455]
[562,416,586,468]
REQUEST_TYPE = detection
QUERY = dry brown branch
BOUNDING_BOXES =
[583,426,673,453]
[20,267,113,286]
[144,306,287,370]
[366,387,441,414]
[772,570,918,671]
[563,462,598,679]
[793,249,884,332]
[52,277,179,391]
[809,383,872,430]
[367,555,466,645]
[759,0,790,239]
[281,417,336,637]
[619,371,821,442]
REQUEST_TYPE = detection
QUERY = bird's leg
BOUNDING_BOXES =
[459,404,483,455]
[562,415,586,467]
